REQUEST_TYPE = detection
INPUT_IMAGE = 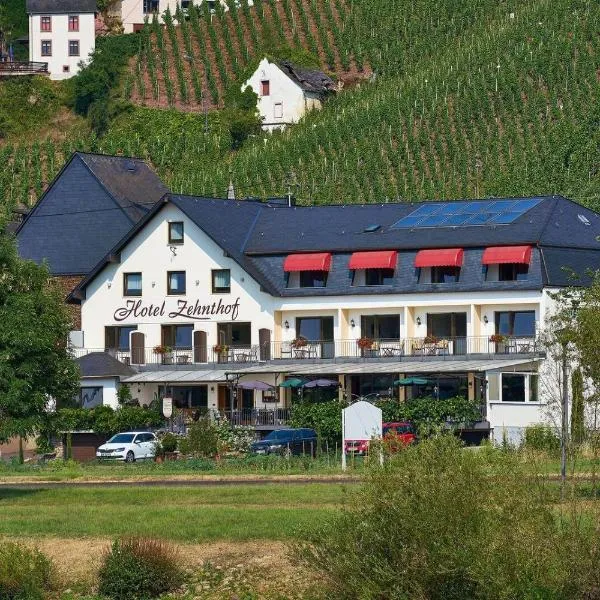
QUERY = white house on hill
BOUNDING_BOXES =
[243,57,336,131]
[26,0,97,80]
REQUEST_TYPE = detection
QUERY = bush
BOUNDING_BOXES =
[160,432,178,453]
[523,424,561,453]
[98,537,184,600]
[0,542,54,600]
[289,400,342,445]
[294,435,600,599]
[178,417,219,457]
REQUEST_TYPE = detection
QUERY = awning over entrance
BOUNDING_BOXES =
[348,250,397,270]
[414,248,464,268]
[283,253,332,272]
[482,245,533,264]
[122,370,229,383]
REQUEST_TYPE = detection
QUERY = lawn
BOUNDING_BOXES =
[0,483,350,542]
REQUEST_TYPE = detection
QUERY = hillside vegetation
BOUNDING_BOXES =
[0,0,598,215]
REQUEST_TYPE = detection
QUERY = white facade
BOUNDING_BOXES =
[73,200,562,440]
[28,11,95,80]
[79,376,119,409]
[117,0,228,33]
[243,58,326,131]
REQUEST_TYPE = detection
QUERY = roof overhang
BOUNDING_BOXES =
[122,370,230,383]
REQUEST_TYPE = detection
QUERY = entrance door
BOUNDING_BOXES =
[131,331,145,365]
[296,316,334,359]
[193,330,207,363]
[218,385,229,413]
[259,328,271,360]
[427,312,467,354]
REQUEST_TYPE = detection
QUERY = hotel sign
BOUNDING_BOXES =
[113,297,241,322]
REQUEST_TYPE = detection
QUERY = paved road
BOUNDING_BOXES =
[0,477,361,489]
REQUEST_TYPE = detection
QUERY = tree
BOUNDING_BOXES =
[571,367,585,445]
[0,234,79,458]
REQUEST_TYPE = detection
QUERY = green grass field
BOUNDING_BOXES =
[0,483,349,542]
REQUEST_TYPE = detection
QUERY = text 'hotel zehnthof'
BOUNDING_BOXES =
[15,153,600,443]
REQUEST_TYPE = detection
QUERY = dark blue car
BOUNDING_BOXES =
[250,428,318,457]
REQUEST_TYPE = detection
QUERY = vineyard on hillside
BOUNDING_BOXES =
[126,0,365,110]
[0,0,598,216]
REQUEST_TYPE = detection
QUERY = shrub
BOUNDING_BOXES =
[294,435,600,599]
[0,542,54,600]
[160,432,178,453]
[179,417,219,457]
[290,400,342,445]
[98,537,184,600]
[523,424,561,453]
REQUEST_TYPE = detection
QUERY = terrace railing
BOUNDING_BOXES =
[0,61,49,75]
[70,336,539,367]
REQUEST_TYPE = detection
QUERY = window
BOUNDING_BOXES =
[299,270,327,288]
[105,326,137,351]
[274,102,283,118]
[212,269,231,293]
[430,266,460,283]
[495,311,536,337]
[68,15,79,31]
[79,386,103,409]
[40,16,51,31]
[217,322,251,346]
[167,271,186,295]
[364,268,395,286]
[68,40,80,56]
[361,315,400,340]
[162,324,194,348]
[62,65,70,73]
[143,0,159,13]
[500,373,539,403]
[168,221,184,244]
[123,273,142,296]
[41,40,52,56]
[260,80,270,96]
[498,263,529,281]
[170,385,208,409]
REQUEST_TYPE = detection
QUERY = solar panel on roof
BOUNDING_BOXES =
[391,198,543,229]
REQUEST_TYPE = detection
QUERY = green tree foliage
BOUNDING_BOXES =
[290,400,342,444]
[0,235,79,445]
[294,435,600,599]
[571,367,585,445]
[0,0,28,60]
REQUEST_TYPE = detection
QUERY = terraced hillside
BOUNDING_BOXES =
[1,0,598,214]
[127,0,366,110]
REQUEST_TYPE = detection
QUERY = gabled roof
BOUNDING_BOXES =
[76,352,135,378]
[26,0,97,13]
[278,60,335,94]
[16,152,168,276]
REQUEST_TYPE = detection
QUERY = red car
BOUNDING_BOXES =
[344,422,416,455]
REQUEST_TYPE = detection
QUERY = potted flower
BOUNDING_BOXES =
[490,333,508,353]
[213,344,229,362]
[291,336,308,348]
[153,345,173,364]
[357,336,375,357]
[424,335,439,345]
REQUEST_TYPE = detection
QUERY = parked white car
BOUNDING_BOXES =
[96,431,157,463]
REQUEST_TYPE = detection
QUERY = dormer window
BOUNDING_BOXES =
[284,253,331,289]
[482,246,532,282]
[349,251,397,286]
[415,248,463,284]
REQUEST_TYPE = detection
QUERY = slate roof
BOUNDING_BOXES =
[278,61,335,94]
[69,193,600,301]
[76,352,135,378]
[26,0,97,13]
[16,152,168,275]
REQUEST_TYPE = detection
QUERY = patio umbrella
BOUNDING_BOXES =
[237,380,274,390]
[394,377,430,386]
[279,378,305,388]
[302,378,339,388]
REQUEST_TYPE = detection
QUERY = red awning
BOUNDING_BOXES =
[414,248,464,268]
[283,253,332,272]
[348,250,397,270]
[482,245,533,265]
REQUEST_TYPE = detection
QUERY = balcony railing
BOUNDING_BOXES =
[0,61,49,75]
[71,336,540,367]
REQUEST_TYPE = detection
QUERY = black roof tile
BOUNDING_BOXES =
[76,352,135,378]
[26,0,96,13]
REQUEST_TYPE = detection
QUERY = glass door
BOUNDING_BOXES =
[296,316,335,359]
[427,313,467,354]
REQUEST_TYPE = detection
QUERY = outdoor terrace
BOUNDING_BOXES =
[72,335,542,370]
[0,61,49,76]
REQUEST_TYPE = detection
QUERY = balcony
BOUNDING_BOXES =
[71,335,541,370]
[0,61,49,76]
